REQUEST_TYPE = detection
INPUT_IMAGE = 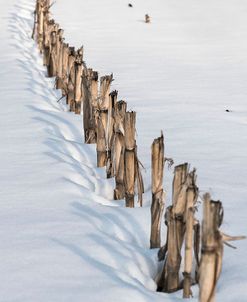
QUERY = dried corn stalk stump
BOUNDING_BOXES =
[199,193,245,302]
[158,164,199,294]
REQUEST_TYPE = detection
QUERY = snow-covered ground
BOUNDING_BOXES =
[0,0,246,301]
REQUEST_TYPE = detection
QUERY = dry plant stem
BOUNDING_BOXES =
[199,194,245,302]
[42,9,50,65]
[106,91,118,178]
[183,171,199,295]
[43,19,54,67]
[193,221,200,283]
[55,29,64,89]
[99,75,113,109]
[183,208,194,298]
[100,75,113,137]
[124,112,136,207]
[62,43,69,80]
[37,2,44,52]
[67,48,75,109]
[96,110,108,167]
[150,133,165,248]
[42,3,49,37]
[82,69,98,144]
[82,69,98,143]
[221,233,246,242]
[74,62,83,114]
[47,29,57,77]
[114,101,127,200]
[166,164,188,292]
[163,207,183,292]
[158,163,190,292]
[96,75,113,167]
[114,134,125,199]
[60,43,69,95]
[184,170,198,217]
[43,45,50,67]
[88,70,99,143]
[199,194,223,302]
[172,163,189,214]
[55,28,61,59]
[76,46,84,61]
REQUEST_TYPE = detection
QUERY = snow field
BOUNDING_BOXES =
[0,0,246,301]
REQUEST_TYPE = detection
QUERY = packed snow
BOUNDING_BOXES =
[0,0,246,301]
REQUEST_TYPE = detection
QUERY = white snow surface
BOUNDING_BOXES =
[0,0,247,301]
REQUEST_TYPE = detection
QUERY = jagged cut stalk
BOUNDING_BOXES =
[150,132,165,248]
[124,111,136,207]
[113,101,127,200]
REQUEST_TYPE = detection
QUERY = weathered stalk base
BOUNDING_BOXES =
[183,273,192,298]
[158,163,198,293]
[85,129,97,144]
[106,150,114,179]
[70,100,76,112]
[124,148,135,207]
[150,191,164,248]
[125,193,135,208]
[75,102,81,115]
[43,46,50,66]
